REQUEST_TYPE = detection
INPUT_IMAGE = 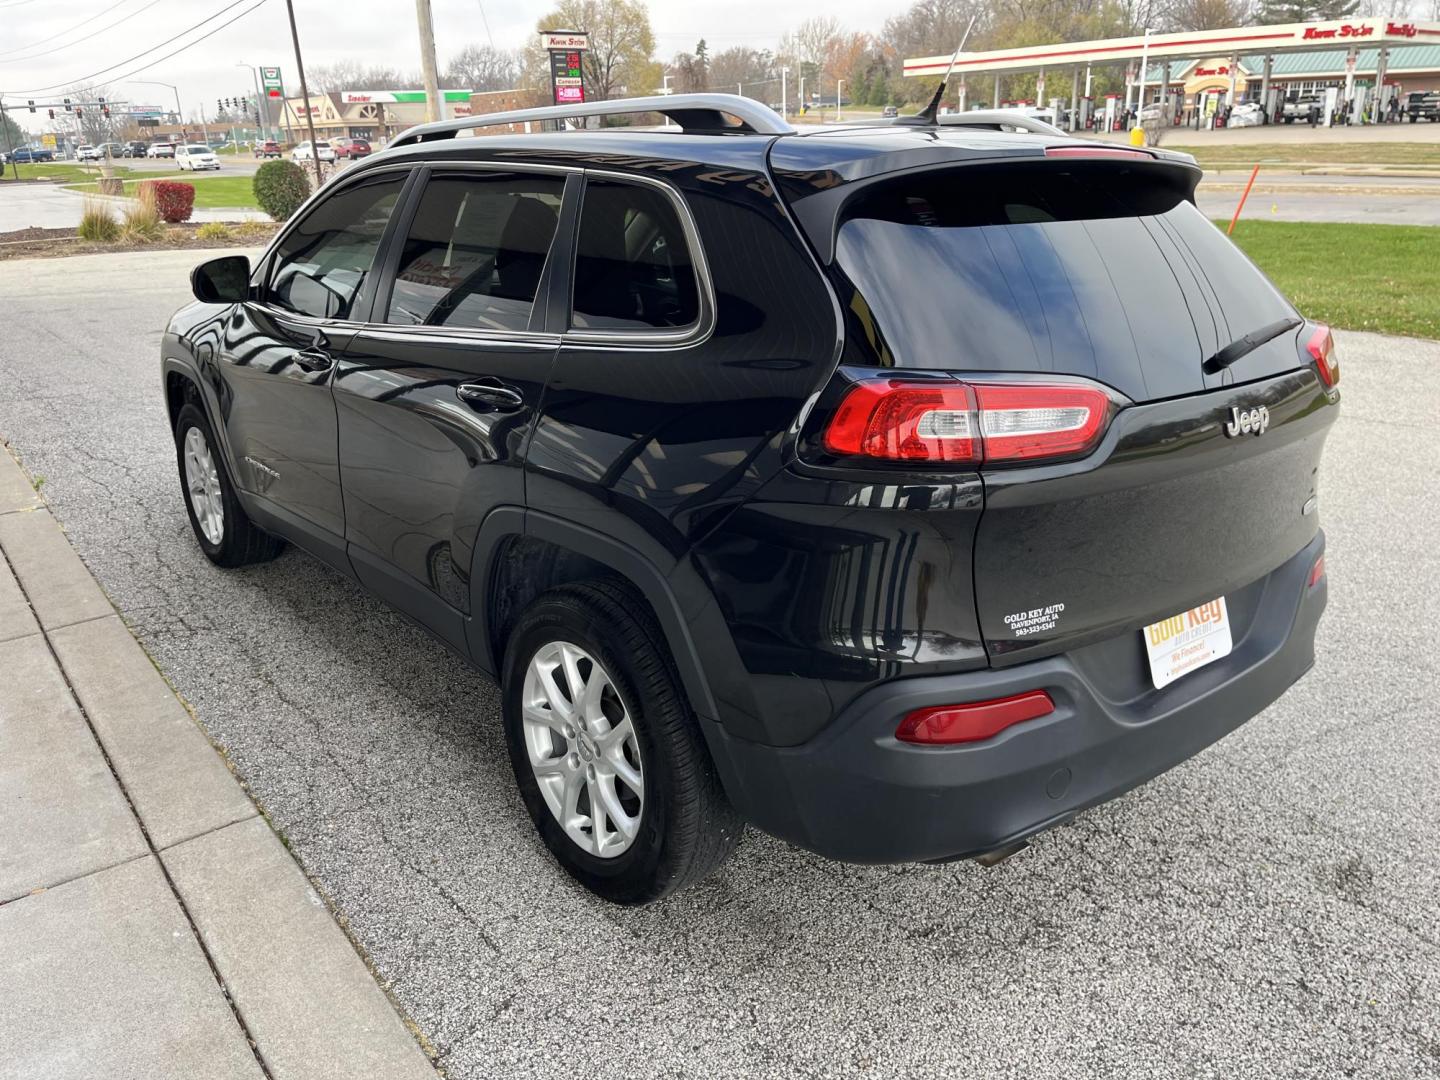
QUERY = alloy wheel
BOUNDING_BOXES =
[521,641,645,858]
[182,426,225,546]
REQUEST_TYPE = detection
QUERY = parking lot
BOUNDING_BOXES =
[0,249,1436,1078]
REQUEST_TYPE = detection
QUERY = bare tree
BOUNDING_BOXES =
[445,44,521,92]
[65,83,118,144]
[1162,0,1254,29]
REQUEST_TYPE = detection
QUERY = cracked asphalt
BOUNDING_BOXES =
[1,249,1437,1079]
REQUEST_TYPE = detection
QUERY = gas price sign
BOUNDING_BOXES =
[541,31,588,107]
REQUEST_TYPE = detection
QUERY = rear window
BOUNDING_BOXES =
[831,163,1298,401]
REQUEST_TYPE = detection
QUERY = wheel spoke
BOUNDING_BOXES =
[537,663,575,720]
[607,748,642,795]
[560,645,587,718]
[593,776,638,840]
[522,700,567,736]
[586,776,611,852]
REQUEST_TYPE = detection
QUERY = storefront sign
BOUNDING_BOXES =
[541,30,588,107]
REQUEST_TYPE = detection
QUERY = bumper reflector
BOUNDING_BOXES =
[896,690,1055,745]
[1308,554,1326,588]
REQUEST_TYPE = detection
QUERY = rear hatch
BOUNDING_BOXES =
[784,147,1338,667]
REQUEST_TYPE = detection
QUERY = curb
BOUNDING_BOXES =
[0,443,440,1080]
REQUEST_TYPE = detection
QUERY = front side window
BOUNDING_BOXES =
[385,172,564,332]
[571,178,700,331]
[268,175,404,320]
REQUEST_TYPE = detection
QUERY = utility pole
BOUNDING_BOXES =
[0,99,18,180]
[284,0,324,187]
[416,0,442,122]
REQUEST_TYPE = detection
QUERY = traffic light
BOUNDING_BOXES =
[27,100,35,113]
[48,109,55,120]
[63,98,71,112]
[75,106,83,117]
[102,104,110,117]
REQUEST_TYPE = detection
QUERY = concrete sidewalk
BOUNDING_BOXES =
[0,446,437,1079]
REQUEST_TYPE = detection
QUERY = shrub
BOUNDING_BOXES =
[120,183,164,243]
[77,197,120,241]
[195,221,232,242]
[233,219,275,241]
[142,179,195,223]
[253,159,310,221]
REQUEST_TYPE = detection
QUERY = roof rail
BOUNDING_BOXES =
[934,110,1066,136]
[389,93,793,147]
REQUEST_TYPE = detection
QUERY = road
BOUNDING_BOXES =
[1195,183,1440,224]
[1,249,1437,1080]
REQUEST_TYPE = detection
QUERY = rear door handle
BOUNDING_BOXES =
[290,347,334,373]
[456,381,525,412]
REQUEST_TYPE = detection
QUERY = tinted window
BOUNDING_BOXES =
[386,172,564,332]
[269,176,403,320]
[571,178,699,331]
[831,164,1297,402]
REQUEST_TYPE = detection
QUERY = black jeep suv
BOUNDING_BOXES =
[163,95,1336,903]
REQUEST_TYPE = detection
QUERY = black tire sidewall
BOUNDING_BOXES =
[502,596,680,901]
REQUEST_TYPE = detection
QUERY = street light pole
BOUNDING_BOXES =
[238,62,270,142]
[781,67,787,119]
[837,78,843,122]
[127,80,184,141]
[1135,27,1152,128]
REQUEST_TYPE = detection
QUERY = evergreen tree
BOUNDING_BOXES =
[1255,0,1359,22]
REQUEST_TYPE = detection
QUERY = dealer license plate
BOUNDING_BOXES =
[1143,597,1232,689]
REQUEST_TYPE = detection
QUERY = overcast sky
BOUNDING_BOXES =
[2,0,893,131]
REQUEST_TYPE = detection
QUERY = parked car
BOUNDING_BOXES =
[1405,91,1440,122]
[76,144,101,161]
[146,142,176,158]
[255,139,282,158]
[176,143,221,171]
[163,94,1337,904]
[1282,94,1322,123]
[329,137,372,160]
[290,139,336,163]
[122,141,150,158]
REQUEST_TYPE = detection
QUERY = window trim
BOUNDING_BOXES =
[368,162,576,342]
[563,169,715,349]
[249,163,420,330]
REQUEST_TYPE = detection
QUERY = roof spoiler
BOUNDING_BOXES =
[390,93,793,147]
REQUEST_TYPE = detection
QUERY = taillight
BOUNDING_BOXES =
[1307,324,1339,387]
[1308,554,1326,588]
[896,690,1055,745]
[823,379,1112,466]
[1044,146,1151,161]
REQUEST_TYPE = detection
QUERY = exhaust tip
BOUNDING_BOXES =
[973,839,1029,867]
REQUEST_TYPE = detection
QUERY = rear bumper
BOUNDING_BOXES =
[711,532,1326,864]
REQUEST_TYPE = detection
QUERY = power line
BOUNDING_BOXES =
[0,0,169,63]
[0,0,137,57]
[9,0,269,95]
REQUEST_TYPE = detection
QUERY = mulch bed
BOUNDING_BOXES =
[0,221,279,261]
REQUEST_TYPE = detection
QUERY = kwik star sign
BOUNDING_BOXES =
[541,30,589,106]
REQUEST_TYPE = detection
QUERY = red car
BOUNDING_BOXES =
[255,140,281,159]
[329,137,372,160]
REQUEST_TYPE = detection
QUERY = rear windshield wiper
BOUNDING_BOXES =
[1202,317,1303,374]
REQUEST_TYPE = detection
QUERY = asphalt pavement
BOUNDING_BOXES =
[0,249,1437,1079]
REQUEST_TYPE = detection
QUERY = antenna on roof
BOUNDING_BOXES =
[902,15,977,126]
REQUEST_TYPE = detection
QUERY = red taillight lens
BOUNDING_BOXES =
[1307,324,1339,387]
[823,379,1111,466]
[896,690,1055,745]
[1308,554,1326,588]
[823,380,979,463]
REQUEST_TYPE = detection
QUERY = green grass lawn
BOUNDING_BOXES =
[1174,142,1440,169]
[1224,220,1440,339]
[64,174,258,209]
[0,162,159,184]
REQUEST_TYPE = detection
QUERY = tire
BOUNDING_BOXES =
[172,402,284,568]
[501,580,742,904]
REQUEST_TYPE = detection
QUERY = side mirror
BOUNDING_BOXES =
[191,255,251,304]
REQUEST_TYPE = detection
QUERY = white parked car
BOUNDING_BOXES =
[76,144,101,161]
[291,140,336,164]
[146,142,176,158]
[176,143,220,170]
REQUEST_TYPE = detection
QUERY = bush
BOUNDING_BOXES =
[120,183,164,243]
[195,221,232,242]
[233,220,275,241]
[142,179,195,223]
[77,197,120,241]
[253,159,310,221]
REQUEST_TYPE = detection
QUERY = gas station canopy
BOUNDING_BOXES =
[904,17,1440,79]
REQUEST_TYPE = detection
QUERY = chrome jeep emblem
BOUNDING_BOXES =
[1225,405,1269,438]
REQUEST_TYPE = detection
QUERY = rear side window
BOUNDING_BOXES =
[830,164,1296,402]
[571,178,699,331]
[268,175,404,320]
[386,172,564,332]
